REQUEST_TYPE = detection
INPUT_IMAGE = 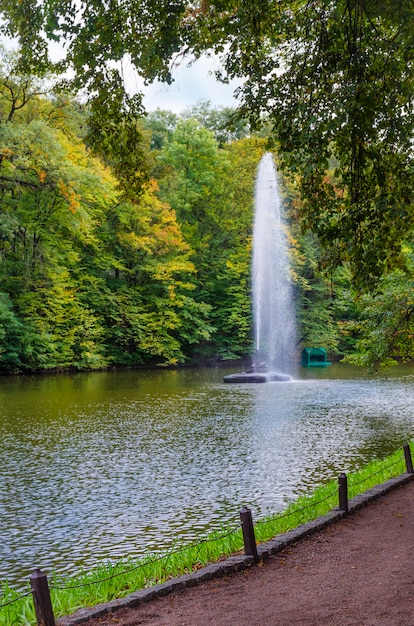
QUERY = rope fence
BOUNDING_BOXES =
[348,454,405,489]
[50,523,241,591]
[0,591,31,610]
[1,443,412,626]
[255,485,338,527]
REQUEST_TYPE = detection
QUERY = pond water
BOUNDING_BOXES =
[2,363,414,589]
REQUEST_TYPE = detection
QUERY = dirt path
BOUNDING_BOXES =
[77,479,414,626]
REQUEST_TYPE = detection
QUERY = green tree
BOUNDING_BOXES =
[158,124,265,359]
[86,89,148,199]
[16,270,107,370]
[142,108,178,151]
[0,119,117,294]
[0,292,24,371]
[157,118,229,243]
[294,232,357,356]
[343,254,414,369]
[6,1,413,285]
[97,179,213,365]
[214,137,268,358]
[0,75,217,370]
[182,100,250,146]
[157,119,231,356]
[0,114,119,370]
[181,1,414,286]
[0,44,48,123]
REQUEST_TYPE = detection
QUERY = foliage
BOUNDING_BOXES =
[343,265,414,369]
[0,293,24,371]
[0,116,117,369]
[0,74,216,370]
[157,122,264,359]
[186,0,414,287]
[182,100,250,146]
[0,36,412,370]
[142,108,178,151]
[4,1,413,286]
[211,137,268,358]
[97,180,214,365]
[86,89,148,199]
[293,231,357,355]
[0,44,48,123]
[0,118,116,292]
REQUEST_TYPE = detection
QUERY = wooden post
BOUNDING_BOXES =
[30,569,55,626]
[403,443,414,474]
[338,472,348,513]
[240,506,259,562]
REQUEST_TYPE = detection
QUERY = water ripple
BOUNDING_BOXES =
[1,365,414,588]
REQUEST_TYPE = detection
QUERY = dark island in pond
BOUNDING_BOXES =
[223,363,291,384]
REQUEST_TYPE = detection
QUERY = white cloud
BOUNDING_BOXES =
[1,30,241,113]
[125,55,242,113]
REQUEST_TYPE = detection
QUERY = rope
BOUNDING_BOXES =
[1,447,410,600]
[50,524,241,591]
[256,451,404,527]
[349,454,404,489]
[255,486,338,526]
[0,591,31,609]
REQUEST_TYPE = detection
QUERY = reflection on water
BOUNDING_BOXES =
[1,363,414,588]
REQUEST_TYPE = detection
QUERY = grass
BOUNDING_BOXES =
[0,445,408,625]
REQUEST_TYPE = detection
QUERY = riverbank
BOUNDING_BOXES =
[62,474,414,626]
[1,444,411,625]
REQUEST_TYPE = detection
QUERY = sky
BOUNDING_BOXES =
[1,30,241,114]
[123,54,242,113]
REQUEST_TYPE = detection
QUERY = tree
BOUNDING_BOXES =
[182,100,250,145]
[16,270,107,371]
[0,119,117,293]
[158,124,265,359]
[294,231,357,356]
[0,44,48,123]
[343,251,414,369]
[86,89,148,200]
[156,118,231,356]
[0,111,120,370]
[183,1,414,286]
[0,0,182,123]
[157,118,229,241]
[0,55,220,370]
[0,292,24,371]
[96,179,213,365]
[4,1,413,285]
[142,108,178,151]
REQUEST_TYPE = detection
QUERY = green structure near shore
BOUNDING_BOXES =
[301,347,332,367]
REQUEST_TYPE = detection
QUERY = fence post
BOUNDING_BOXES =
[30,569,55,626]
[338,472,348,513]
[403,443,414,474]
[240,506,259,562]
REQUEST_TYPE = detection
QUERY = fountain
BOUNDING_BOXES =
[224,153,297,383]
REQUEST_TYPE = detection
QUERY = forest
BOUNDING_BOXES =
[0,1,413,373]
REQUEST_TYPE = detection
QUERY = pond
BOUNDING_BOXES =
[2,363,414,589]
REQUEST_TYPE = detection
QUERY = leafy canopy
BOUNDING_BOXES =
[3,1,413,285]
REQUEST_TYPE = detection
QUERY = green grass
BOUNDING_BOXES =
[0,445,408,626]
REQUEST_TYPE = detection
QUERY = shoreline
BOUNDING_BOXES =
[57,471,414,625]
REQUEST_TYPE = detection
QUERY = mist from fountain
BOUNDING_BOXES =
[224,152,297,383]
[252,152,297,377]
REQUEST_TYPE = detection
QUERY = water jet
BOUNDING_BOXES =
[224,153,296,383]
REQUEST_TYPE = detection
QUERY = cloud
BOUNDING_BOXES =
[129,55,242,113]
[1,30,241,114]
